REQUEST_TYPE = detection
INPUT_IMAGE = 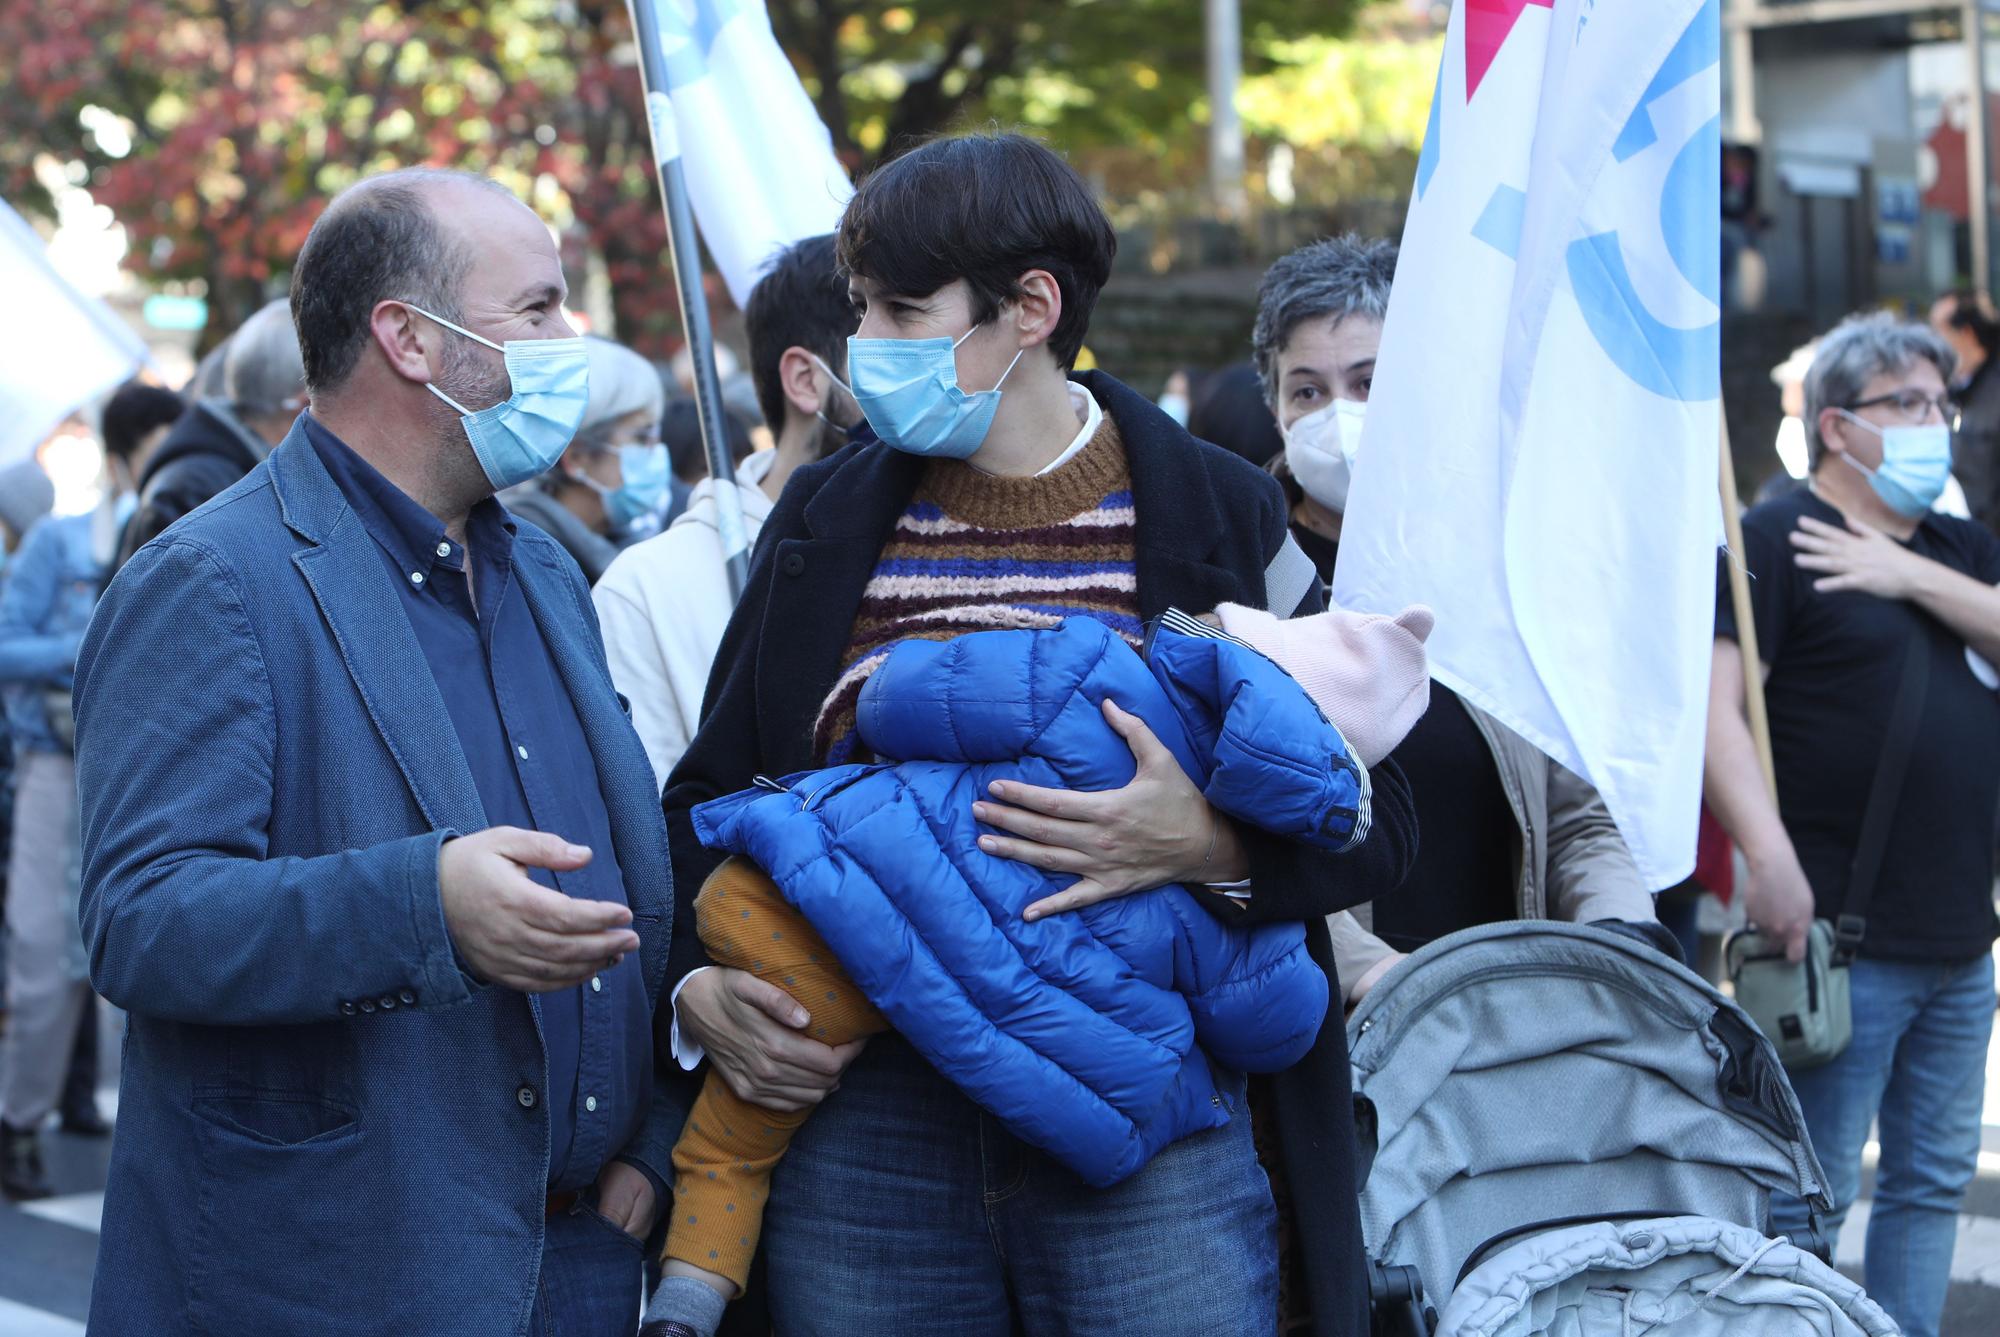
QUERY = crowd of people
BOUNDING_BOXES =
[0,130,1992,1337]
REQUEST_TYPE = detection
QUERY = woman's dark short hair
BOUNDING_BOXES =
[836,133,1116,370]
[746,234,857,428]
[100,381,186,461]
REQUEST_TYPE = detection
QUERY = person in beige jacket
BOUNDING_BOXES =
[1329,711,1657,1002]
[1248,234,1660,1005]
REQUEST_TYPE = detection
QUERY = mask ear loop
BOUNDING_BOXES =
[950,321,1029,394]
[406,302,503,417]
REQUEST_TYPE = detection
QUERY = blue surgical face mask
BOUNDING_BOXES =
[604,444,670,528]
[1836,410,1953,518]
[410,304,591,491]
[846,324,1026,460]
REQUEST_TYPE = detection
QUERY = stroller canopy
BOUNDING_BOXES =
[1346,922,1832,1309]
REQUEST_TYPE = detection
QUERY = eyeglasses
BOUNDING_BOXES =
[1848,389,1958,424]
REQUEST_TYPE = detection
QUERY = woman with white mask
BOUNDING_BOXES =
[1251,235,1663,1003]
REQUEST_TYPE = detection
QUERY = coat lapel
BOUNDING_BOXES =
[1077,371,1261,617]
[760,445,927,773]
[270,428,489,836]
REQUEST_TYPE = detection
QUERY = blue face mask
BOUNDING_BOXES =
[1837,411,1953,518]
[410,304,591,491]
[846,325,1025,460]
[589,444,670,529]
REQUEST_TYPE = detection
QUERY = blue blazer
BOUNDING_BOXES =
[72,423,675,1336]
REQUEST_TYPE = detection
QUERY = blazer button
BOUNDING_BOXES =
[378,995,397,1011]
[399,990,417,1006]
[359,999,376,1014]
[780,551,806,578]
[517,1085,538,1110]
[339,1001,357,1016]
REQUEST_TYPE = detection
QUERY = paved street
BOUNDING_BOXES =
[5,975,2000,1333]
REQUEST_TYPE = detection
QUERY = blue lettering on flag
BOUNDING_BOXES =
[1612,0,1720,163]
[1473,185,1528,260]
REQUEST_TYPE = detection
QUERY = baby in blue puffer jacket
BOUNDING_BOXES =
[645,607,1425,1337]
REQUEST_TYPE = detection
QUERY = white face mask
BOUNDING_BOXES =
[1283,399,1367,512]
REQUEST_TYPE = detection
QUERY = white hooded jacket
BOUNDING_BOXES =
[593,449,776,788]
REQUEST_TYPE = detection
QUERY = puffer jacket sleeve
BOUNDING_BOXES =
[1145,611,1369,852]
[858,618,1205,785]
[1165,891,1327,1073]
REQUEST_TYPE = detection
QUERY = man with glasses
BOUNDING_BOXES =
[1705,311,2000,1337]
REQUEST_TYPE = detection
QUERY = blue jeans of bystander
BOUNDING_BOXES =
[1769,952,1995,1337]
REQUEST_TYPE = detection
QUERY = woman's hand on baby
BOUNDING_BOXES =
[973,698,1251,920]
[679,967,866,1112]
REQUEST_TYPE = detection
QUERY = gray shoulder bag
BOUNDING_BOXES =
[1727,632,1928,1069]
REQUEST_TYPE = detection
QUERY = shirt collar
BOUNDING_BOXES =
[303,414,511,582]
[1035,383,1103,477]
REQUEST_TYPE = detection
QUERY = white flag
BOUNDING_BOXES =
[0,198,148,468]
[1333,0,1721,887]
[641,0,854,307]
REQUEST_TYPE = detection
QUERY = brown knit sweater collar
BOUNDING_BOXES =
[919,414,1129,530]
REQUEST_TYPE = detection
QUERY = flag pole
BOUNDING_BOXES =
[1717,411,1777,802]
[627,0,750,602]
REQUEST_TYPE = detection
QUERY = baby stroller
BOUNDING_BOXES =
[1348,922,1900,1336]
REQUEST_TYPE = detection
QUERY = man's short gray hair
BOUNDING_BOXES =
[223,299,306,418]
[1803,311,1957,470]
[1251,235,1398,402]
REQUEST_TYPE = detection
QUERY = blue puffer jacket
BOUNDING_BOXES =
[692,612,1369,1187]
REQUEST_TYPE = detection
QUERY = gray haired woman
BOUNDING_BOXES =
[1251,234,1662,1002]
[503,334,669,583]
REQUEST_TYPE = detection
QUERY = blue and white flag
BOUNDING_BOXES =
[0,197,148,468]
[1333,0,1721,886]
[640,0,853,306]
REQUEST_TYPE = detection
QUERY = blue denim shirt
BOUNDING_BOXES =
[305,417,652,1191]
[0,510,104,753]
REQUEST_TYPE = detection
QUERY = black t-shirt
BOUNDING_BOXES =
[1716,488,2000,961]
[1294,521,1519,951]
[1371,684,1520,953]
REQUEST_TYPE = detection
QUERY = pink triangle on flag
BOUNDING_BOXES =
[1465,0,1553,102]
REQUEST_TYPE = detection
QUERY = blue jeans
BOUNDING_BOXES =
[526,1194,645,1337]
[761,1035,1279,1335]
[1769,952,1995,1337]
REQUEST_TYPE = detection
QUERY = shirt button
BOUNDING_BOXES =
[590,976,602,993]
[408,571,425,587]
[585,1095,598,1113]
[516,745,529,761]
[516,1085,538,1109]
[436,542,451,557]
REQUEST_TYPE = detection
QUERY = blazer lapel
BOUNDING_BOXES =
[511,544,674,1000]
[271,430,488,836]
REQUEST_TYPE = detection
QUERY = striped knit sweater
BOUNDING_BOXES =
[814,413,1142,764]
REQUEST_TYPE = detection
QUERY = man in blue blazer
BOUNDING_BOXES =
[72,168,676,1336]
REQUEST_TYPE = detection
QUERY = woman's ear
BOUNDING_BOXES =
[1010,269,1064,352]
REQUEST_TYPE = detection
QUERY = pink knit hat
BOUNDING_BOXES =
[1214,602,1434,766]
